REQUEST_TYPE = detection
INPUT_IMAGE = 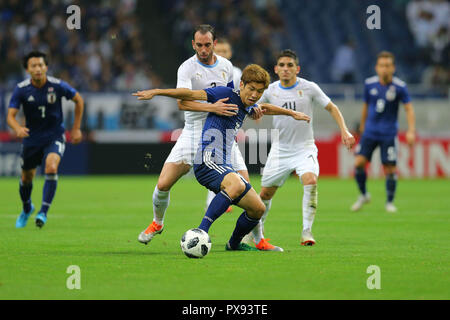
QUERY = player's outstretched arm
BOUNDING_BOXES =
[71,92,84,144]
[177,98,238,116]
[325,102,355,150]
[404,102,416,146]
[132,88,207,101]
[7,108,29,138]
[359,103,368,134]
[259,103,311,122]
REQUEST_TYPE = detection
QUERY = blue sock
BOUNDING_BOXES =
[228,211,260,249]
[198,190,233,233]
[40,174,58,215]
[355,167,367,195]
[386,173,397,203]
[19,181,33,213]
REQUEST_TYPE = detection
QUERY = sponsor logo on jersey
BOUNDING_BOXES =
[27,95,35,102]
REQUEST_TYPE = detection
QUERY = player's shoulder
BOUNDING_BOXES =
[178,55,198,71]
[364,75,379,85]
[47,75,62,84]
[216,54,233,68]
[17,78,31,89]
[298,77,319,89]
[392,76,407,88]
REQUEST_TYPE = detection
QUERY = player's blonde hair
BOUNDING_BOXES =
[241,64,270,89]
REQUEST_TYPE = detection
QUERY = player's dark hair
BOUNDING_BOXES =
[276,49,299,65]
[241,64,270,89]
[377,51,395,64]
[23,51,48,69]
[192,24,216,41]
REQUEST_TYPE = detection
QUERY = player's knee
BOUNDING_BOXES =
[45,163,58,174]
[156,182,171,192]
[260,187,275,200]
[248,202,265,219]
[303,176,317,186]
[354,156,367,168]
[21,171,34,184]
[227,180,246,200]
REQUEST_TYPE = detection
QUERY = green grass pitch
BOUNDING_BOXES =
[0,175,448,299]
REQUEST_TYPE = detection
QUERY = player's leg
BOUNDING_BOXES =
[300,172,318,246]
[351,136,376,211]
[16,145,42,228]
[138,161,191,244]
[204,143,249,213]
[198,171,247,233]
[381,138,398,212]
[226,187,266,251]
[16,168,37,228]
[35,152,61,228]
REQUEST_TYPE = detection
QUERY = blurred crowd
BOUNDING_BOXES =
[0,0,162,91]
[0,0,448,93]
[406,0,450,88]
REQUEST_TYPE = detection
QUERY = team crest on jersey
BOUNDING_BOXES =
[385,85,396,101]
[298,90,303,97]
[47,92,57,104]
[222,71,226,81]
[370,88,378,96]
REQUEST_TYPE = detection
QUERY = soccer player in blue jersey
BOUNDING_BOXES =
[7,51,84,228]
[134,64,310,251]
[351,51,416,213]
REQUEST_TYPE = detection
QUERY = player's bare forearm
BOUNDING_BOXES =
[325,102,355,149]
[72,93,84,130]
[259,103,310,122]
[178,99,238,117]
[133,88,207,101]
[359,103,368,133]
[7,109,29,138]
[326,102,350,133]
[404,102,416,145]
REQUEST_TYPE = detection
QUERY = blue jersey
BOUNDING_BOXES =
[363,76,411,140]
[195,86,256,165]
[9,76,77,146]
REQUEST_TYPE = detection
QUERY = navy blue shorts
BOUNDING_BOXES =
[21,135,66,170]
[356,135,397,165]
[194,162,251,203]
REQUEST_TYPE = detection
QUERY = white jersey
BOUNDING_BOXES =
[232,66,242,89]
[176,54,234,129]
[259,77,331,151]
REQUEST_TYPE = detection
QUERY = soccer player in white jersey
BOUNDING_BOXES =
[138,25,252,245]
[215,38,243,89]
[250,49,355,250]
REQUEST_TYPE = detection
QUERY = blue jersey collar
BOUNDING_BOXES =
[278,80,299,90]
[196,55,219,68]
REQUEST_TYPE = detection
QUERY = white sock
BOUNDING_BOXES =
[152,186,170,225]
[251,199,271,243]
[205,190,216,211]
[302,184,317,231]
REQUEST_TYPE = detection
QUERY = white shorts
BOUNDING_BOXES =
[261,145,319,187]
[165,128,247,171]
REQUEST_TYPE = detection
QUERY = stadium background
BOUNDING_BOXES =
[0,0,449,177]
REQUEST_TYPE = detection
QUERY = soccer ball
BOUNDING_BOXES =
[180,228,211,258]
